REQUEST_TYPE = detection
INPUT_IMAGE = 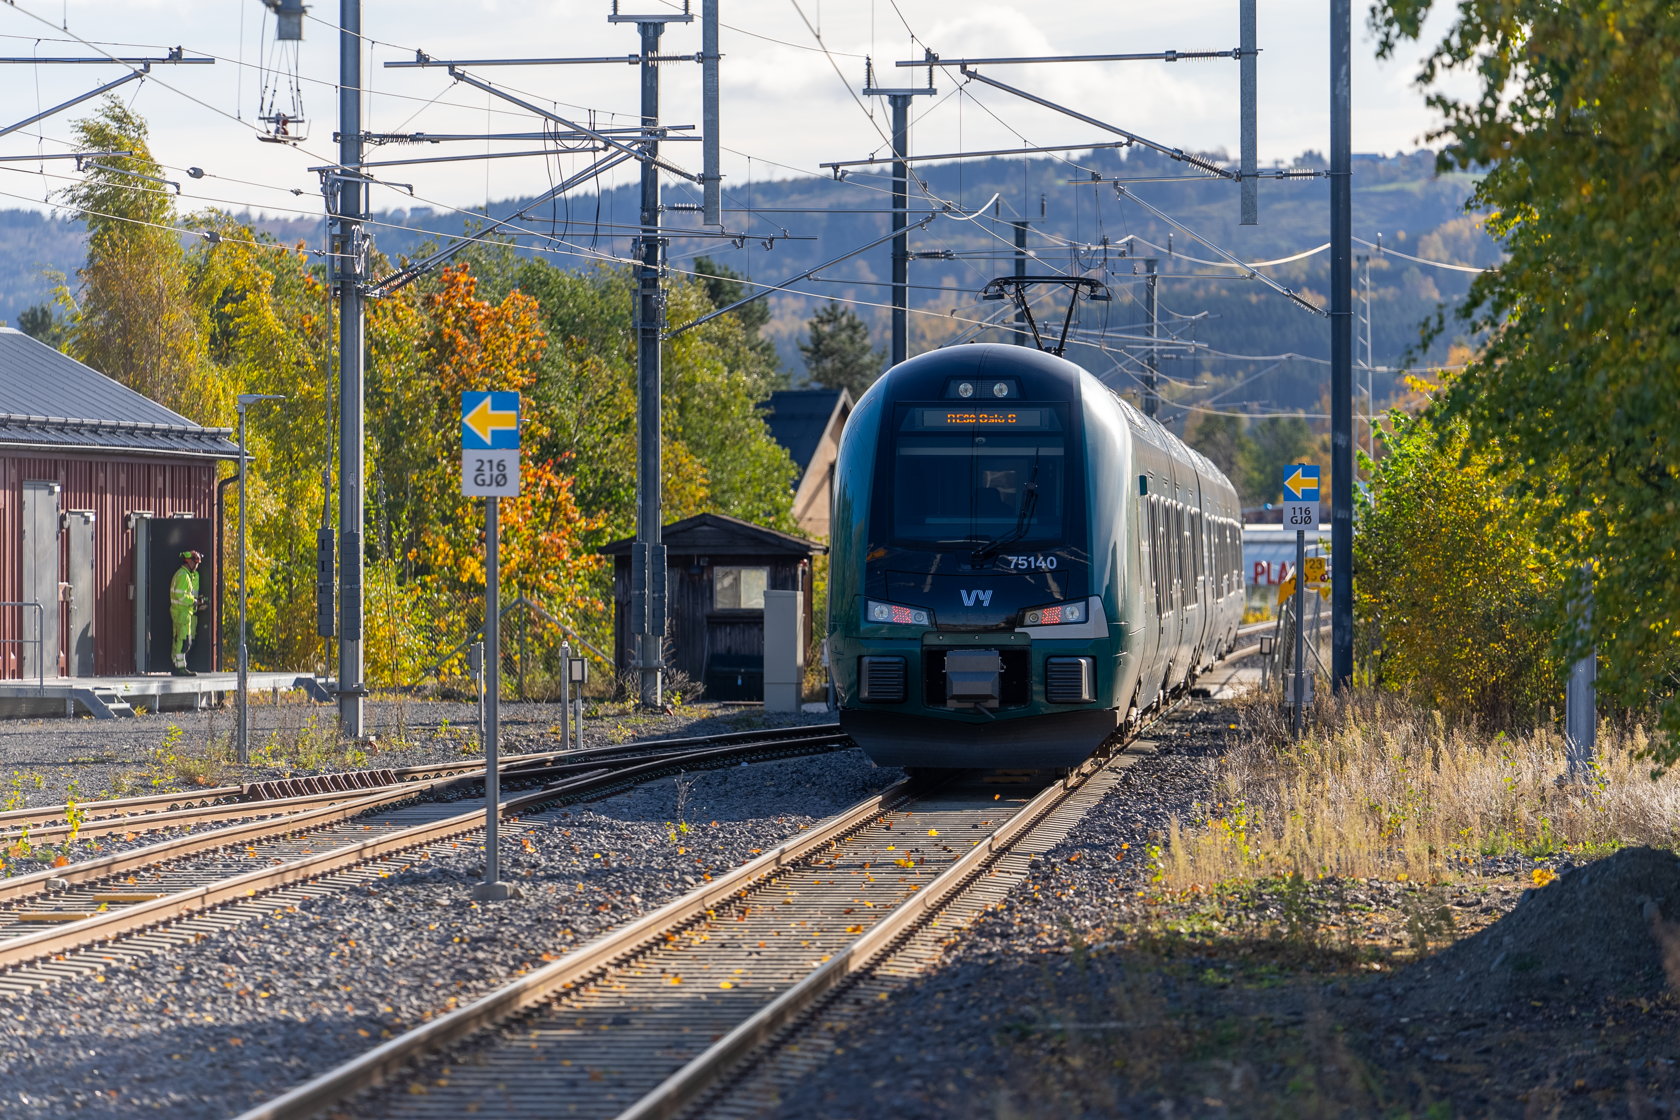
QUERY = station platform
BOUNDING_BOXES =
[0,672,331,720]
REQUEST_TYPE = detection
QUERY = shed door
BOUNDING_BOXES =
[22,481,61,681]
[146,518,214,673]
[66,510,95,677]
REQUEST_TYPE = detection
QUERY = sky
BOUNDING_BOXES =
[0,0,1473,230]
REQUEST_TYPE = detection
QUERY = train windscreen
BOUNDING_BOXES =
[891,406,1066,548]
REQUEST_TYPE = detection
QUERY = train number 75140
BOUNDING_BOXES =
[998,554,1058,570]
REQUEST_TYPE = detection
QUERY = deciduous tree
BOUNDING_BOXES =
[1374,0,1680,763]
[60,99,217,424]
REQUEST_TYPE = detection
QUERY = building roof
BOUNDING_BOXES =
[763,388,850,482]
[600,512,827,557]
[0,328,239,460]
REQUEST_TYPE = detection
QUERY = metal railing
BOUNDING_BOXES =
[0,601,47,691]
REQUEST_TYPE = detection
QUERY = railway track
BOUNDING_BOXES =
[0,722,849,840]
[234,706,1187,1120]
[0,722,850,996]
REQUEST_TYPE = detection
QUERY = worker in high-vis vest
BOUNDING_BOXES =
[170,550,205,677]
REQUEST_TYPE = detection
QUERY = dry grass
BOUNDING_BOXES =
[1162,687,1680,888]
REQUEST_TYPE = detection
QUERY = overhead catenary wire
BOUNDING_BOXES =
[1113,185,1326,316]
[0,4,1484,388]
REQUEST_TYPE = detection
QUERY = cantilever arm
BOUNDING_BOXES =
[0,68,144,141]
[446,66,697,183]
[959,66,1235,181]
[364,149,636,298]
[666,214,940,340]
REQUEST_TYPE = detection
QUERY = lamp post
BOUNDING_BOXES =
[236,393,286,764]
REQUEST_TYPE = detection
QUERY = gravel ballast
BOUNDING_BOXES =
[0,698,834,813]
[759,701,1672,1120]
[0,747,898,1118]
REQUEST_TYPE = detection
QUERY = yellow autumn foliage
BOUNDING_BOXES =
[1355,407,1564,727]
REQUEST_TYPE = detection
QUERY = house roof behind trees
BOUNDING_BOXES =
[0,328,238,460]
[763,389,850,484]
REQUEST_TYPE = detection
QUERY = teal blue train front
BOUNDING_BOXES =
[829,344,1244,769]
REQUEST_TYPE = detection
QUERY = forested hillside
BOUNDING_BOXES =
[2,146,1490,422]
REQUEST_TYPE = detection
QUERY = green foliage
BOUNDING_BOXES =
[1355,408,1561,726]
[1372,0,1680,763]
[799,300,884,399]
[60,98,221,424]
[511,256,798,539]
[16,303,61,346]
[691,256,780,370]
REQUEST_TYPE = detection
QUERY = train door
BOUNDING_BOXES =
[1128,475,1162,714]
[1141,472,1181,711]
[1161,469,1192,691]
[1186,501,1205,670]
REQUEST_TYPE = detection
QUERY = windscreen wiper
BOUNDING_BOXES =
[971,458,1042,561]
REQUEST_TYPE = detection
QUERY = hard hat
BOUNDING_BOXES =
[181,550,203,562]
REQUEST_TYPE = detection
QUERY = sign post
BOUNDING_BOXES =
[462,390,523,902]
[1283,464,1320,738]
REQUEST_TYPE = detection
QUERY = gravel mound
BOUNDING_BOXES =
[1392,846,1680,1016]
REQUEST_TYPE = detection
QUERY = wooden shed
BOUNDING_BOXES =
[0,328,238,678]
[601,513,825,702]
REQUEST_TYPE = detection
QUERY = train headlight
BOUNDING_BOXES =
[865,599,933,627]
[991,381,1009,397]
[1020,600,1085,626]
[957,381,974,398]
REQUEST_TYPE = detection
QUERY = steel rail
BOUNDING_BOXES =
[0,777,410,844]
[226,778,918,1120]
[0,733,851,969]
[230,699,1193,1119]
[0,722,846,833]
[3,727,849,886]
[616,757,1115,1119]
[628,697,1199,1119]
[0,785,418,905]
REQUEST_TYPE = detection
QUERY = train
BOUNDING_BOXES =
[828,343,1244,769]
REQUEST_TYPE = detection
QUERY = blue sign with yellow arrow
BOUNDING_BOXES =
[1283,463,1320,503]
[461,391,520,450]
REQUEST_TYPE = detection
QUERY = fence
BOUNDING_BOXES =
[1259,590,1328,696]
[0,601,44,689]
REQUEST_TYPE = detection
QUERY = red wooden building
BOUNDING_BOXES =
[0,328,238,679]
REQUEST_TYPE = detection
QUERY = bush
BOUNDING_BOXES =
[1355,405,1563,727]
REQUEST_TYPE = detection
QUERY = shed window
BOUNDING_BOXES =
[714,566,768,610]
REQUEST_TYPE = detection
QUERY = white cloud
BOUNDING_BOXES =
[0,0,1464,223]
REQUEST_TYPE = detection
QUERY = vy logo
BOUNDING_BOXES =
[960,589,994,607]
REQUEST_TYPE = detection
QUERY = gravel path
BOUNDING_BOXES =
[0,699,834,818]
[0,747,895,1118]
